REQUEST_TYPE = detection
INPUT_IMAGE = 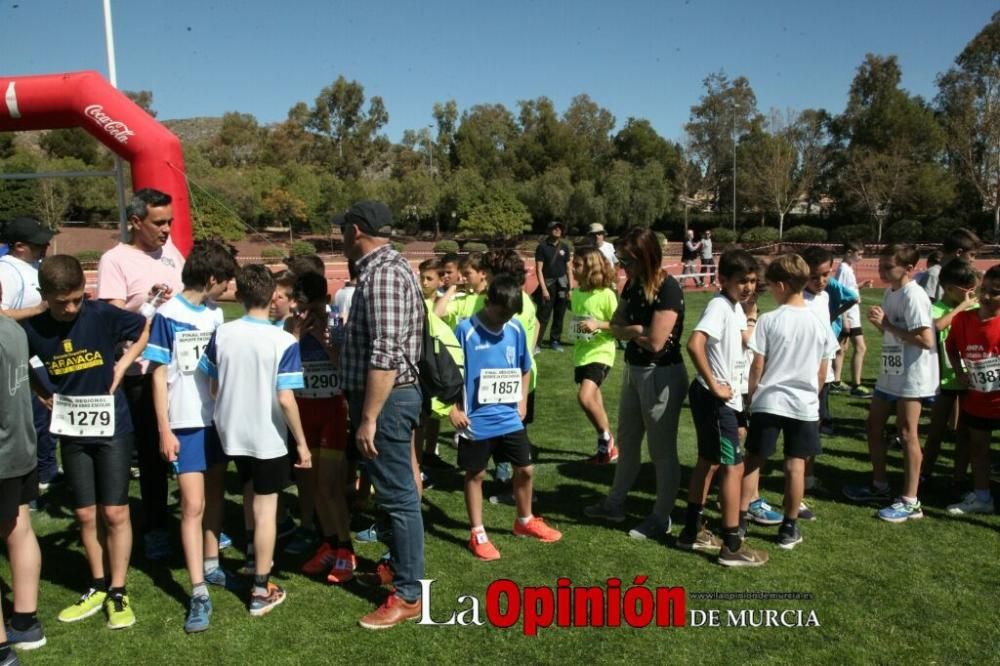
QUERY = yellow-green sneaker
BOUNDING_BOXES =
[58,588,107,623]
[105,593,136,629]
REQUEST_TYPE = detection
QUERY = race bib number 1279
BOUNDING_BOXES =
[50,394,115,438]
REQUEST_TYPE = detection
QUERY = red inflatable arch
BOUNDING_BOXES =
[0,70,193,255]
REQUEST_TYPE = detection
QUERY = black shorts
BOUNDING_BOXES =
[457,430,533,472]
[746,412,821,460]
[62,435,133,508]
[523,390,535,426]
[838,327,864,341]
[960,411,1000,433]
[235,455,291,495]
[0,468,39,523]
[688,380,743,465]
[575,363,611,386]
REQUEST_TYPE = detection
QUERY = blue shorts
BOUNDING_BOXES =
[175,427,227,474]
[873,389,936,406]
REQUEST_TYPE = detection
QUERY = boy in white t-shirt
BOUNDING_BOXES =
[741,255,839,551]
[843,244,938,523]
[679,249,767,567]
[832,241,871,396]
[143,240,238,633]
[198,265,312,617]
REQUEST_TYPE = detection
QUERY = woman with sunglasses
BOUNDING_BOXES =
[585,227,687,539]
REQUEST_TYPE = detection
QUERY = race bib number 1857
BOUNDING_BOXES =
[50,394,115,438]
[477,368,523,404]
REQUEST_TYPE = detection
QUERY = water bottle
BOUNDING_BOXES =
[139,285,165,319]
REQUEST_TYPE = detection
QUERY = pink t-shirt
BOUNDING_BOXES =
[97,240,185,374]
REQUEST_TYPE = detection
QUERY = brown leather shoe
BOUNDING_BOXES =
[358,594,422,630]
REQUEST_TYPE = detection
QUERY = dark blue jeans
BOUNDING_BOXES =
[348,384,424,601]
[33,395,58,484]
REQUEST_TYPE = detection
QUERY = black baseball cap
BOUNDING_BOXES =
[0,217,54,245]
[333,200,394,237]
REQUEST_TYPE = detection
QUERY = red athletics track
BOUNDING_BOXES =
[83,255,998,301]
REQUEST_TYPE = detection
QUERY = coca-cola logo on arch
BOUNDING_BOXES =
[83,104,135,144]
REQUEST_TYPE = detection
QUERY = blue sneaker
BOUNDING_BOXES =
[184,595,212,633]
[494,462,513,483]
[878,498,923,523]
[355,522,391,544]
[205,566,244,591]
[3,620,46,650]
[628,514,671,541]
[218,532,233,550]
[550,341,565,353]
[747,498,783,525]
[842,484,891,503]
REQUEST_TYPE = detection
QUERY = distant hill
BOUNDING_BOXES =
[161,117,223,145]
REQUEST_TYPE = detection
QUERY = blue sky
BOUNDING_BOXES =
[2,1,996,142]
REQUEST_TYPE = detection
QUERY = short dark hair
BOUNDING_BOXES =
[126,188,171,221]
[842,240,865,254]
[938,259,978,289]
[285,254,325,277]
[486,274,523,312]
[418,258,442,274]
[39,255,85,295]
[718,249,759,280]
[943,228,982,255]
[182,240,238,290]
[440,252,461,267]
[880,243,920,268]
[462,252,485,272]
[981,264,1000,283]
[293,271,328,305]
[481,249,526,287]
[236,264,276,309]
[765,254,810,293]
[273,269,297,291]
[800,245,834,269]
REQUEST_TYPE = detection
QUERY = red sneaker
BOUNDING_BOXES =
[356,560,394,588]
[301,542,337,576]
[513,516,562,542]
[358,594,422,630]
[326,548,357,584]
[586,437,618,464]
[469,531,501,561]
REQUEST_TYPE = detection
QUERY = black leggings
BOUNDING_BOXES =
[123,374,169,532]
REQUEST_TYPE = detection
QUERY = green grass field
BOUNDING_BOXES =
[6,289,999,665]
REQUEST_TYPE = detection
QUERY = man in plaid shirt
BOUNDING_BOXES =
[336,201,425,630]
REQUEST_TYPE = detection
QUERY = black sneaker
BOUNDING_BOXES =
[777,523,803,550]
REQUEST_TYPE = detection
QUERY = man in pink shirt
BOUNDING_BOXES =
[96,189,184,560]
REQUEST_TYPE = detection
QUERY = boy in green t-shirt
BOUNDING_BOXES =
[435,253,487,330]
[569,249,619,464]
[921,259,979,489]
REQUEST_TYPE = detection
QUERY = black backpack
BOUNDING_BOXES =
[409,303,464,406]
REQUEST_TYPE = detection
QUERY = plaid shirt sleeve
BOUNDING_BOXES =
[364,262,413,372]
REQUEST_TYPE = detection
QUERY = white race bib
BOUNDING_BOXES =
[300,361,341,398]
[51,394,115,438]
[733,359,747,389]
[477,368,523,404]
[570,315,595,342]
[175,330,214,372]
[881,344,904,376]
[967,356,1000,393]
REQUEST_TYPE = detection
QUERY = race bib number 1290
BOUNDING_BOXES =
[478,368,523,404]
[175,330,214,372]
[300,361,341,398]
[50,394,115,438]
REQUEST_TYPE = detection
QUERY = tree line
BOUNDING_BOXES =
[2,12,999,246]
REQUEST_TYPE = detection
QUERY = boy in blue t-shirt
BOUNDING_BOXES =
[142,240,238,633]
[450,276,562,561]
[22,256,149,630]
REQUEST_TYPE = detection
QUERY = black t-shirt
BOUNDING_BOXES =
[682,240,699,262]
[621,275,685,366]
[22,299,146,440]
[534,239,572,280]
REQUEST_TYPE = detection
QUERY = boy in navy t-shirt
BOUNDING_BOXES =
[450,276,562,561]
[22,256,149,630]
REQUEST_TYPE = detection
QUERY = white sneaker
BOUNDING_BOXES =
[947,492,994,515]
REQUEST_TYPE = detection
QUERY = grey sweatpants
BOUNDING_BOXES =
[607,363,688,519]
